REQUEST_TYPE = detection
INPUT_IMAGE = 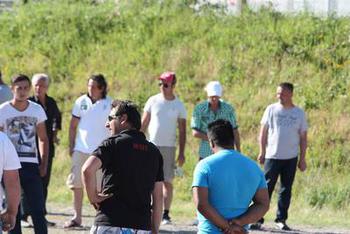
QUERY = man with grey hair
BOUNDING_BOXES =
[20,73,62,227]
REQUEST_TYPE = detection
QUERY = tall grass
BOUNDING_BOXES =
[1,0,350,226]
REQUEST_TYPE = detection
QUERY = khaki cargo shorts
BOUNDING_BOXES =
[66,151,102,190]
[157,146,176,182]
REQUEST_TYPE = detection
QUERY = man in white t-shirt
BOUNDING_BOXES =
[0,132,21,233]
[0,74,49,234]
[250,82,308,231]
[65,74,112,228]
[141,71,187,225]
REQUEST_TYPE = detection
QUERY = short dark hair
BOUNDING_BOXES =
[11,74,31,85]
[111,100,141,130]
[207,119,234,148]
[279,82,294,93]
[89,74,108,98]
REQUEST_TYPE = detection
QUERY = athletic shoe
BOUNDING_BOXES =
[161,213,172,225]
[46,219,56,227]
[248,221,262,230]
[21,220,33,228]
[275,220,291,231]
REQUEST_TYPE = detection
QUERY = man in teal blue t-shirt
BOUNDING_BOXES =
[192,119,269,234]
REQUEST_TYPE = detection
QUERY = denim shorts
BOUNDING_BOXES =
[90,225,151,234]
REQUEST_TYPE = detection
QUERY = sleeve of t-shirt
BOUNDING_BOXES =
[179,102,187,119]
[227,105,238,129]
[36,105,47,124]
[155,148,164,182]
[143,97,153,113]
[192,161,209,188]
[191,104,202,131]
[3,135,21,170]
[72,98,81,118]
[257,169,268,189]
[53,99,62,130]
[0,106,6,128]
[300,110,308,133]
[260,106,270,127]
[92,139,113,168]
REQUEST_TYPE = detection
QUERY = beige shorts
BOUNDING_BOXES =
[157,146,176,182]
[66,151,102,190]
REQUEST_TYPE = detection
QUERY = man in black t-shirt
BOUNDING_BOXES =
[82,100,164,234]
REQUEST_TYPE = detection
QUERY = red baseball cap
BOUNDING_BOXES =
[159,71,176,84]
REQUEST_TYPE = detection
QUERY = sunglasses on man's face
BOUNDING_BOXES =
[108,115,116,122]
[158,82,172,88]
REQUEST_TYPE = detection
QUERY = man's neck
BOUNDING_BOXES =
[162,92,175,101]
[212,145,235,153]
[209,103,219,111]
[11,99,29,111]
[88,94,102,103]
[280,101,294,109]
[37,95,46,105]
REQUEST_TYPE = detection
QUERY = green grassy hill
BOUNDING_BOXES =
[1,0,350,227]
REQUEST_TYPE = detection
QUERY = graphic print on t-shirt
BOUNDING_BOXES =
[6,116,37,158]
[276,113,298,128]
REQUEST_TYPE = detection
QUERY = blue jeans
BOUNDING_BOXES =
[264,157,298,221]
[10,163,47,234]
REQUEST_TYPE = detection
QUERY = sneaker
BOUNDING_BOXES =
[249,221,262,230]
[275,220,291,231]
[21,220,33,228]
[46,219,56,227]
[161,214,172,225]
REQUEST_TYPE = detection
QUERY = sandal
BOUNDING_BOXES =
[64,219,82,229]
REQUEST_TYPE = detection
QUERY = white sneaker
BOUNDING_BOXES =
[21,220,33,228]
[161,217,171,225]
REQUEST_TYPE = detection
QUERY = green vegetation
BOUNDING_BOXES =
[1,0,350,228]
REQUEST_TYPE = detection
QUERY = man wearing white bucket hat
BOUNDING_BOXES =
[191,81,241,160]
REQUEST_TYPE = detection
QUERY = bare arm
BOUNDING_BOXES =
[298,131,307,171]
[151,181,163,234]
[177,118,186,167]
[192,129,208,141]
[193,187,246,233]
[37,122,49,177]
[69,116,80,156]
[2,170,20,231]
[257,125,268,164]
[230,188,269,226]
[82,156,111,209]
[233,128,241,152]
[140,111,151,133]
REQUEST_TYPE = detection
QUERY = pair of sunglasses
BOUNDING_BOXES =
[108,115,116,121]
[158,82,171,88]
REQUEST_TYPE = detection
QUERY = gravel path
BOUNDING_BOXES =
[20,204,349,234]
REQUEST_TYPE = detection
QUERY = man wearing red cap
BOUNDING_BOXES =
[141,71,187,225]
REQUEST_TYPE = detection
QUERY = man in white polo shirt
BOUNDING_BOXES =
[65,74,112,228]
[0,132,21,233]
[141,71,187,225]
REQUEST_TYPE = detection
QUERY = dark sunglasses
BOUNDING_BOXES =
[158,82,172,88]
[108,115,116,121]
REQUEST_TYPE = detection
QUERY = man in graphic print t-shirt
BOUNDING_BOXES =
[0,74,49,234]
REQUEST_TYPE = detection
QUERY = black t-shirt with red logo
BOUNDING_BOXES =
[92,129,164,230]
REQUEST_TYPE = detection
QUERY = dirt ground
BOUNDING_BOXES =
[20,204,349,234]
